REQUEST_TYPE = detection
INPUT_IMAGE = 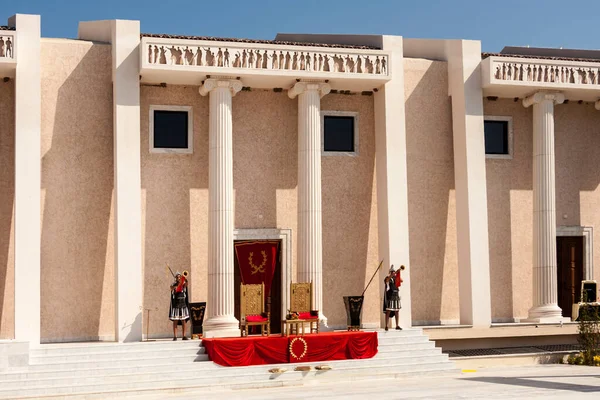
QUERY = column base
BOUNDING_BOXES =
[202,315,240,338]
[524,304,569,323]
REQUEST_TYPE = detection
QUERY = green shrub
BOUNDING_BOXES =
[577,296,600,366]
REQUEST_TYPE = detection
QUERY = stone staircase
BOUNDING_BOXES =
[0,329,457,399]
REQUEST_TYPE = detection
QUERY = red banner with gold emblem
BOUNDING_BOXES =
[202,331,378,366]
[234,241,279,297]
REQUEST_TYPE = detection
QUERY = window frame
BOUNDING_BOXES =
[149,105,194,154]
[484,115,513,160]
[320,110,359,157]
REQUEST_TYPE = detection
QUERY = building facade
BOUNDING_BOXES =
[1,14,599,345]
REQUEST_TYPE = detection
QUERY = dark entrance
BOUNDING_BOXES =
[234,240,282,334]
[556,236,584,318]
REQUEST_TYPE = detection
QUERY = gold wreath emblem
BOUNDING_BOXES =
[289,337,308,360]
[249,250,268,275]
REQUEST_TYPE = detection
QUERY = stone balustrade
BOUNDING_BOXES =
[0,30,15,59]
[489,56,600,86]
[141,37,390,77]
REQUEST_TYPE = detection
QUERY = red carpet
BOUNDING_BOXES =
[202,331,378,367]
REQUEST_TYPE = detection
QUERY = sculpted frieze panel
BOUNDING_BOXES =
[493,61,600,85]
[0,34,14,59]
[145,42,388,75]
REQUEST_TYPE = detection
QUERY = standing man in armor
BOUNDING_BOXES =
[383,265,403,331]
[170,272,190,340]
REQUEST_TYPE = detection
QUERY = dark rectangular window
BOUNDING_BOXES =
[153,110,189,149]
[323,116,355,152]
[484,120,509,155]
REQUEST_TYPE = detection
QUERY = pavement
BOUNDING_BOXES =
[141,364,600,399]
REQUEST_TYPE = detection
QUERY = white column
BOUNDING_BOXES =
[11,14,41,345]
[446,40,492,327]
[523,92,568,323]
[199,78,242,338]
[375,35,412,328]
[111,20,143,342]
[288,81,330,328]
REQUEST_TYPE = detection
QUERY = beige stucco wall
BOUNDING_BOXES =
[40,39,115,341]
[0,80,15,339]
[485,98,600,320]
[404,58,459,325]
[484,99,531,321]
[321,93,379,327]
[140,85,209,337]
[141,86,378,336]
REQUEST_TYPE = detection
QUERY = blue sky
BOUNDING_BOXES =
[2,0,598,53]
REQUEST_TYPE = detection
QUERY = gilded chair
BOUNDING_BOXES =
[289,282,319,334]
[240,282,270,337]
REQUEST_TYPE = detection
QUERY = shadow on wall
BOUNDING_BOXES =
[41,43,114,342]
[483,98,524,322]
[140,85,205,338]
[485,163,515,321]
[483,99,600,320]
[404,60,456,325]
[554,103,600,220]
[320,93,376,327]
[0,79,15,339]
[232,90,298,230]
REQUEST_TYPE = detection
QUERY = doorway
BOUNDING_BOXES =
[556,236,584,318]
[234,240,282,334]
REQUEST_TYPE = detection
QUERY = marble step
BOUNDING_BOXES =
[30,346,205,363]
[375,329,423,337]
[23,342,432,373]
[24,354,208,371]
[27,335,433,364]
[132,368,460,400]
[19,338,436,373]
[31,330,422,356]
[0,358,456,399]
[379,334,430,342]
[32,341,201,356]
[0,347,447,385]
[30,337,427,363]
[0,353,450,391]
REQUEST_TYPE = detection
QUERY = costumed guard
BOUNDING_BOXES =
[383,264,403,331]
[169,272,190,340]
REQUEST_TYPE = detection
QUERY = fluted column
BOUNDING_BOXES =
[199,78,243,338]
[288,81,330,327]
[523,92,567,322]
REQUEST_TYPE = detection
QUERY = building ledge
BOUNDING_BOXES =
[140,36,391,91]
[423,322,578,341]
[481,55,600,101]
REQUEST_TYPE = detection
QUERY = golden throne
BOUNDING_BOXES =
[289,282,319,334]
[240,282,270,337]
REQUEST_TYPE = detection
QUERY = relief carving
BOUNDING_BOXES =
[494,61,600,85]
[0,36,14,58]
[146,42,388,75]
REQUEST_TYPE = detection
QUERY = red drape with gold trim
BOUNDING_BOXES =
[202,331,378,367]
[234,241,279,296]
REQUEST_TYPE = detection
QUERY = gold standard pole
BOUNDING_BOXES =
[362,260,384,297]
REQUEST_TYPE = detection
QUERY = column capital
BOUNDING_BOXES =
[595,100,600,111]
[523,92,565,108]
[288,81,331,99]
[199,78,243,97]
